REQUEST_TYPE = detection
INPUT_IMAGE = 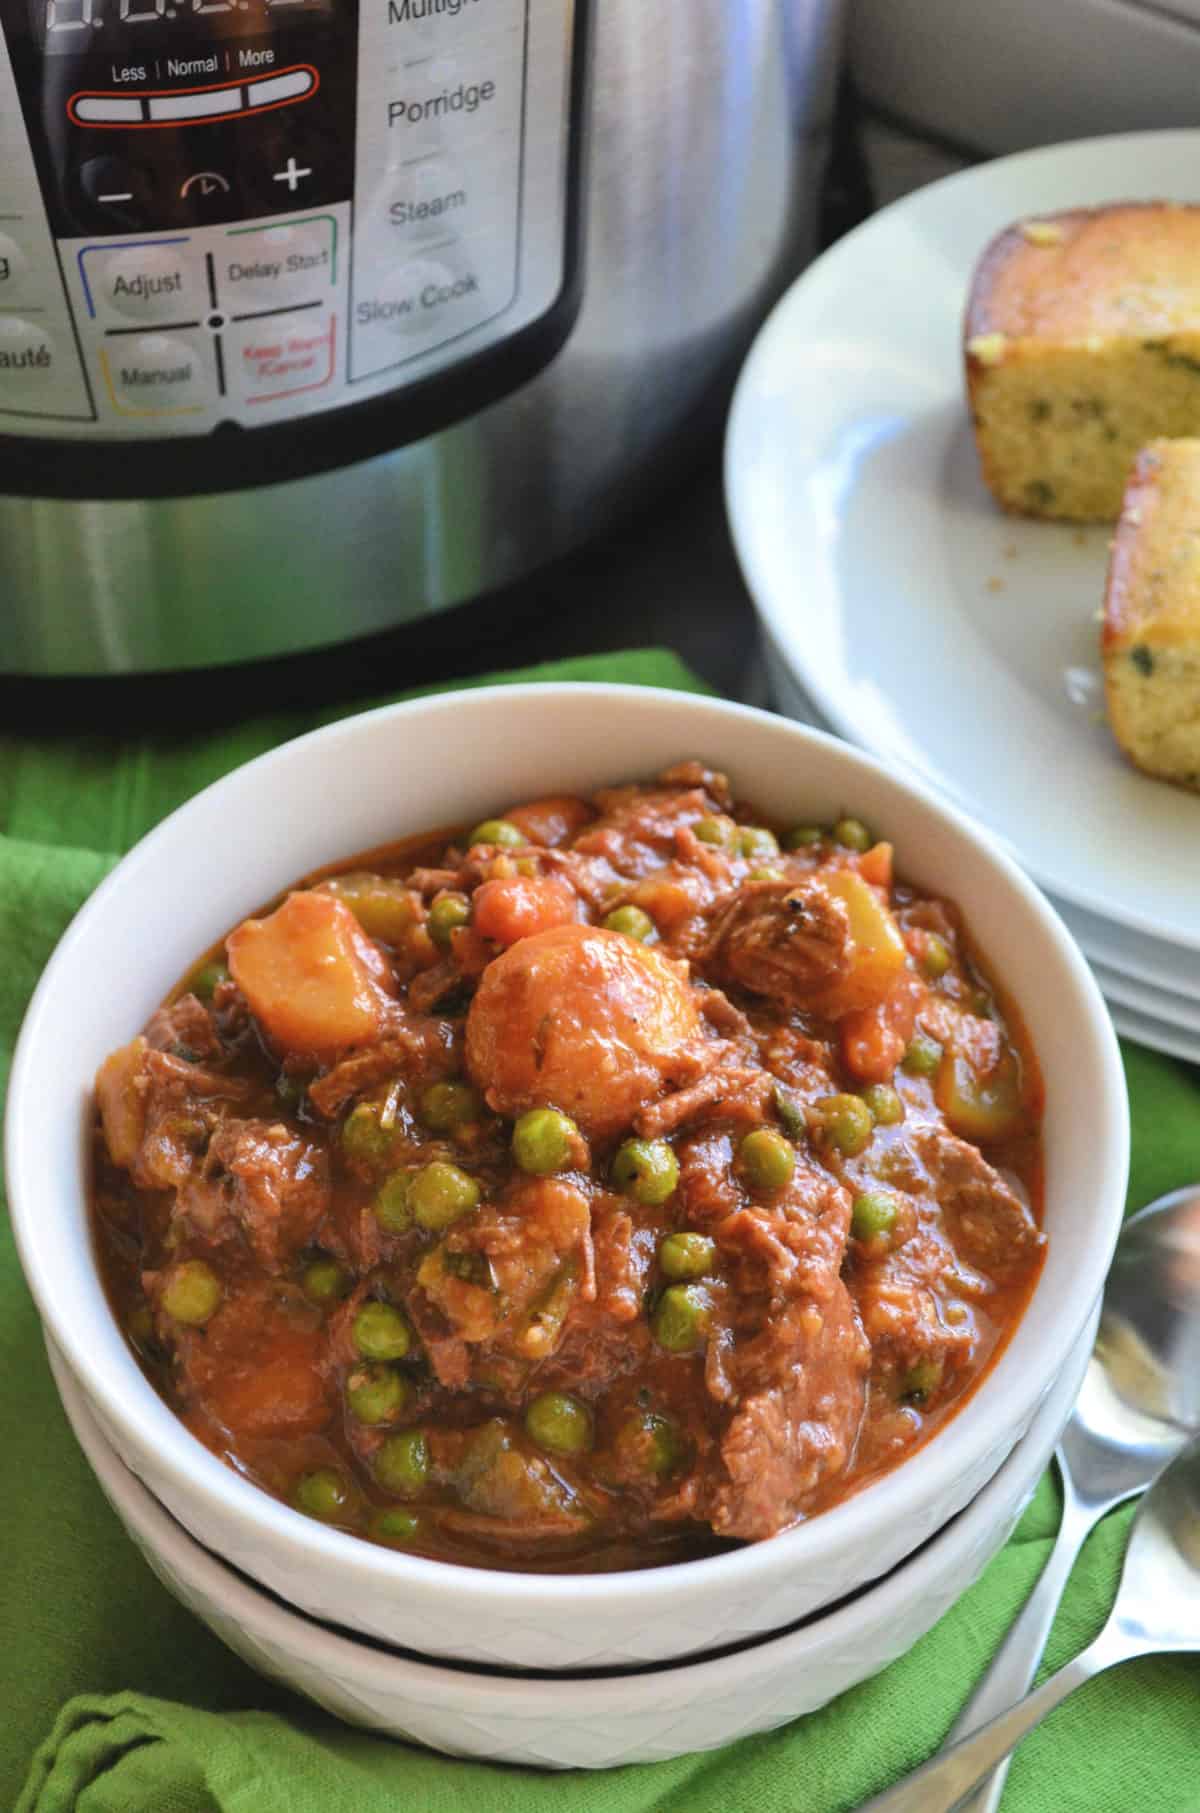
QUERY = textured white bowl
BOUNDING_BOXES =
[6,685,1129,1670]
[47,1315,1094,1769]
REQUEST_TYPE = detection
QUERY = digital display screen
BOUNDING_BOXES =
[34,0,331,51]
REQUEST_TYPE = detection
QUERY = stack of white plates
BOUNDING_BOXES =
[725,129,1200,1063]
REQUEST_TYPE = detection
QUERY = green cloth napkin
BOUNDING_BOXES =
[3,649,1198,1813]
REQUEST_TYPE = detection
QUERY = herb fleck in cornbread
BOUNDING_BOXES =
[1103,438,1200,791]
[966,204,1200,521]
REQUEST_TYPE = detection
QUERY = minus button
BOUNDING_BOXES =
[98,191,134,203]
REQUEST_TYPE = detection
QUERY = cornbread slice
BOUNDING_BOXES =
[1103,438,1200,791]
[966,204,1200,521]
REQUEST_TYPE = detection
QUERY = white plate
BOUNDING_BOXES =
[728,128,1200,951]
[1052,895,1200,1005]
[1109,1003,1200,1066]
[1088,956,1200,1035]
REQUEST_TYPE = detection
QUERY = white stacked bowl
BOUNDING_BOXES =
[7,685,1128,1672]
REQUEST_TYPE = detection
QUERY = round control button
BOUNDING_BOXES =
[0,316,57,402]
[0,234,32,307]
[378,156,471,245]
[89,244,202,323]
[78,154,155,229]
[367,254,486,339]
[218,222,335,308]
[105,333,209,412]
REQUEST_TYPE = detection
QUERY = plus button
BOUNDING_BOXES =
[273,157,312,193]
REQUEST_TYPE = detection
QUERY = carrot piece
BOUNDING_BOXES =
[841,970,925,1082]
[857,841,894,890]
[472,874,578,947]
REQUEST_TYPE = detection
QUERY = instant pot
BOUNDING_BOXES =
[0,0,845,674]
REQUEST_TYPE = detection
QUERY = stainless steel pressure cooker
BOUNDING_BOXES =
[0,0,845,673]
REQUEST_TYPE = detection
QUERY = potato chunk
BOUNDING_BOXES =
[226,890,394,1057]
[465,924,702,1140]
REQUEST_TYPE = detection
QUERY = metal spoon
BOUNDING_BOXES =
[943,1186,1200,1811]
[860,1427,1200,1812]
[862,1187,1200,1813]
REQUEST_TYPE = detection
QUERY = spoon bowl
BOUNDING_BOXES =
[938,1187,1200,1813]
[863,1432,1200,1812]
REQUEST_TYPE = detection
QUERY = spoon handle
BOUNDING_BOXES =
[946,1460,1098,1813]
[857,1636,1119,1813]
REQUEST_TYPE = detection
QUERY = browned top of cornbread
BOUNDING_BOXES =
[1103,437,1200,652]
[967,203,1200,345]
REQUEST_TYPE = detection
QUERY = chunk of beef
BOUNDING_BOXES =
[633,1059,770,1139]
[708,878,853,1009]
[306,1010,459,1118]
[180,1118,330,1270]
[414,1177,593,1384]
[853,1223,977,1375]
[668,1141,870,1539]
[912,1126,1044,1284]
[710,1282,868,1538]
[95,1037,250,1192]
[572,785,723,879]
[144,993,221,1061]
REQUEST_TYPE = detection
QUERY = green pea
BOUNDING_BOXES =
[612,1138,679,1206]
[191,960,228,1002]
[641,1412,686,1476]
[693,815,733,847]
[785,824,825,849]
[375,1171,414,1233]
[302,1256,351,1304]
[292,1468,355,1524]
[512,1108,579,1176]
[371,1507,423,1547]
[851,1191,899,1242]
[346,1362,411,1425]
[352,1300,412,1361]
[126,1303,156,1349]
[468,818,524,849]
[861,1084,905,1127]
[340,1102,392,1167]
[899,1356,944,1406]
[525,1390,593,1456]
[376,1428,431,1496]
[409,1160,481,1230]
[815,1093,874,1157]
[737,825,780,861]
[659,1232,716,1281]
[749,865,784,882]
[161,1260,221,1326]
[902,1033,944,1078]
[421,1080,482,1133]
[613,1407,686,1478]
[832,816,873,852]
[427,893,471,949]
[773,1084,809,1142]
[602,905,657,942]
[653,1283,713,1353]
[922,934,953,980]
[738,1127,796,1192]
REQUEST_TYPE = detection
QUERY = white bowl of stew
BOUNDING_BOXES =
[46,1308,1095,1770]
[6,684,1128,1671]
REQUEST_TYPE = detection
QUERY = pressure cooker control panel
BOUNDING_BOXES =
[0,0,575,435]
